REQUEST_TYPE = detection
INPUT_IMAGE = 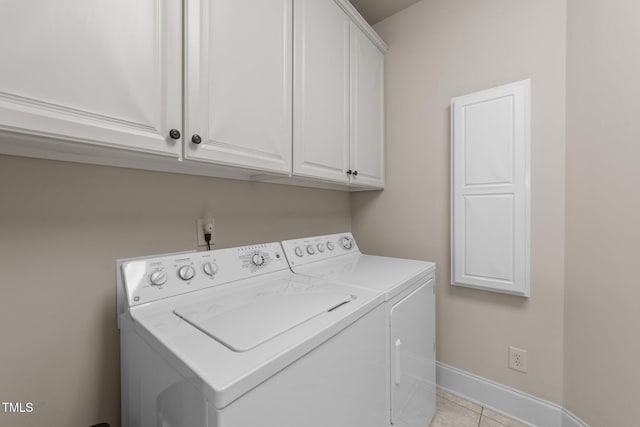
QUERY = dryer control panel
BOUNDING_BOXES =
[281,232,360,267]
[120,242,288,308]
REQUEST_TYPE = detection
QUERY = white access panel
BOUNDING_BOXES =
[185,0,292,174]
[389,278,436,426]
[451,79,530,296]
[349,22,385,188]
[293,0,351,184]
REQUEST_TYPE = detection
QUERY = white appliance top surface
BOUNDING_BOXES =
[174,288,352,352]
[281,233,436,298]
[294,253,435,297]
[128,269,383,409]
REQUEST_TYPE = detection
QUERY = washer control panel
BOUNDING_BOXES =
[281,232,360,267]
[121,242,287,307]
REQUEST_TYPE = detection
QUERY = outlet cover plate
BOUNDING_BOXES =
[509,346,528,373]
[196,219,215,247]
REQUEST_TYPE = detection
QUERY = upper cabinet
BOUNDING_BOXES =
[293,0,351,184]
[0,0,386,191]
[184,0,292,175]
[293,0,386,189]
[350,22,385,188]
[0,0,182,158]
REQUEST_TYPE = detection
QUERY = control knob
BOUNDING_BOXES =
[149,270,167,286]
[178,265,195,281]
[294,246,304,257]
[252,253,265,266]
[316,243,325,253]
[202,262,218,277]
[326,242,335,251]
[340,236,353,250]
[306,245,316,255]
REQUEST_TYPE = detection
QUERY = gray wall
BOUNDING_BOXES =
[564,0,640,424]
[0,155,351,427]
[351,0,567,403]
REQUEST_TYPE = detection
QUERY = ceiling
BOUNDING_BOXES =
[348,0,422,25]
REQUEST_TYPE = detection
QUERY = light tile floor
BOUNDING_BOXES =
[431,389,532,427]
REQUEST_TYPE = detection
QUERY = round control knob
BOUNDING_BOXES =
[202,262,218,277]
[306,245,316,255]
[326,242,335,251]
[178,265,195,281]
[316,243,325,253]
[149,270,167,286]
[294,246,304,257]
[341,236,353,250]
[252,253,265,266]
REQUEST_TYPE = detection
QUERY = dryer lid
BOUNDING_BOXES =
[174,292,352,352]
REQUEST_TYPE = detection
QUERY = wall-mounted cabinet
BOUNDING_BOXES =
[293,0,351,184]
[293,0,386,189]
[184,0,292,175]
[0,0,183,158]
[0,0,386,191]
[349,22,385,188]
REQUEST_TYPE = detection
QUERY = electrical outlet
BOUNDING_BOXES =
[196,218,215,247]
[508,346,528,373]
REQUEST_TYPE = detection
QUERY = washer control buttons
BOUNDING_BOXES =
[294,246,304,257]
[326,242,335,251]
[252,253,265,266]
[340,236,353,250]
[149,270,167,286]
[306,245,316,255]
[178,265,195,281]
[202,262,218,277]
[316,243,325,253]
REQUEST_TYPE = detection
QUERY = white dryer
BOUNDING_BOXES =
[117,242,388,427]
[281,233,437,427]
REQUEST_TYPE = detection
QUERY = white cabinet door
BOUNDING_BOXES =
[451,80,531,296]
[0,0,182,157]
[185,0,292,174]
[293,0,351,184]
[390,278,436,427]
[349,23,385,188]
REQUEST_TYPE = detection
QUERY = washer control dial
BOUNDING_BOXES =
[177,265,195,281]
[306,245,316,255]
[149,270,167,286]
[202,262,218,277]
[326,242,335,251]
[252,253,265,266]
[316,243,325,253]
[294,246,304,257]
[340,236,353,250]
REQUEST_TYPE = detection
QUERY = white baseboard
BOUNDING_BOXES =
[436,362,588,427]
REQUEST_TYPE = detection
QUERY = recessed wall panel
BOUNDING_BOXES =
[464,96,514,186]
[452,79,530,296]
[464,194,514,282]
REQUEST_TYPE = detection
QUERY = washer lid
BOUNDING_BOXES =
[174,292,352,352]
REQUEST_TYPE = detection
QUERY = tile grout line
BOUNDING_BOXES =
[438,389,530,427]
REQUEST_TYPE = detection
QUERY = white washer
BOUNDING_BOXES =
[281,233,437,427]
[117,242,388,427]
